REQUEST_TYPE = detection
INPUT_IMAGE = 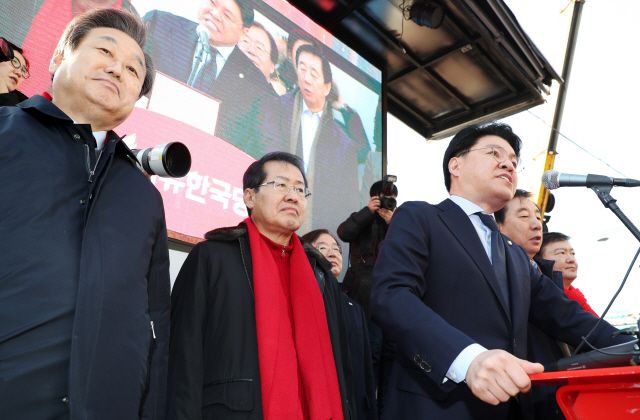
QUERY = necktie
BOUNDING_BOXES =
[193,47,218,92]
[476,212,510,315]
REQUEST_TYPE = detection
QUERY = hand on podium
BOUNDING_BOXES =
[466,349,544,405]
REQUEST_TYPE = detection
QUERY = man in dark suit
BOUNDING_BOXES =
[370,123,631,419]
[252,43,359,233]
[143,0,273,146]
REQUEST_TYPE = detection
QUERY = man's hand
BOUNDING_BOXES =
[465,350,544,405]
[367,195,381,213]
[378,207,394,224]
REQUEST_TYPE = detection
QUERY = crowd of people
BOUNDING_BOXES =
[0,6,634,420]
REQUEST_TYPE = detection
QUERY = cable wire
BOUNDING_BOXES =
[573,245,640,355]
[526,110,629,177]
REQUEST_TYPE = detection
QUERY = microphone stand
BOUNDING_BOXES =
[572,184,640,355]
[590,184,640,243]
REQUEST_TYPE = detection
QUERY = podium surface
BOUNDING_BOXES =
[530,366,640,419]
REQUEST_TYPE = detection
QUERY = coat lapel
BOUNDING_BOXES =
[437,199,512,324]
[504,238,527,335]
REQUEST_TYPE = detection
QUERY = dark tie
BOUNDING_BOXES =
[193,47,218,92]
[476,212,510,315]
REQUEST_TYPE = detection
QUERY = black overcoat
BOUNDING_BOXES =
[167,223,356,420]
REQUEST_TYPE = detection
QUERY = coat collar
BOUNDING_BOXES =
[17,95,137,162]
[203,222,332,272]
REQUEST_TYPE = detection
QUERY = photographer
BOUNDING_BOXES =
[0,38,29,106]
[337,177,398,416]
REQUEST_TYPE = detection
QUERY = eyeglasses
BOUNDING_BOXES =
[239,37,269,57]
[315,244,343,255]
[10,57,30,79]
[254,180,311,198]
[459,146,524,172]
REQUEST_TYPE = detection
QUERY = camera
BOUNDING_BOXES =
[378,174,397,210]
[132,142,192,178]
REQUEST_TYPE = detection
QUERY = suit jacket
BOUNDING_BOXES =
[252,89,359,233]
[369,199,629,420]
[143,10,273,148]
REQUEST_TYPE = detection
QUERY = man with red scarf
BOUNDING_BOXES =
[167,151,355,420]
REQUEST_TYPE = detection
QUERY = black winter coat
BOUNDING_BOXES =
[167,223,356,420]
[337,206,388,320]
[0,96,171,419]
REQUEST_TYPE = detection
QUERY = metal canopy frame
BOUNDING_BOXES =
[285,0,562,140]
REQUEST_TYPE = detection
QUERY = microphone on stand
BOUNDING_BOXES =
[541,170,640,190]
[187,25,211,86]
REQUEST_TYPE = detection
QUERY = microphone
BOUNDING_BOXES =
[541,170,640,190]
[187,25,211,86]
[545,340,640,372]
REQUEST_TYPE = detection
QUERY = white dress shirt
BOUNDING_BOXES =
[442,195,496,383]
[300,100,323,172]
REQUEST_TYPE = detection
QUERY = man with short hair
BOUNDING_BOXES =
[0,9,170,419]
[370,123,630,419]
[538,232,597,316]
[144,0,273,142]
[495,189,568,420]
[255,44,358,232]
[338,179,398,416]
[167,151,355,419]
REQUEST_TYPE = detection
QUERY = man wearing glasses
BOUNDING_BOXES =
[167,151,355,420]
[370,123,631,419]
[144,0,273,142]
[0,38,29,105]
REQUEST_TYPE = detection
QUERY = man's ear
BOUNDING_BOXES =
[323,82,331,98]
[243,188,255,210]
[49,51,64,76]
[240,26,250,38]
[448,157,460,179]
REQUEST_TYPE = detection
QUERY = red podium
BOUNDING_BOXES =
[529,366,640,419]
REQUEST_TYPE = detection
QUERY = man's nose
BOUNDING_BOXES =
[284,187,299,201]
[106,60,123,79]
[531,218,542,231]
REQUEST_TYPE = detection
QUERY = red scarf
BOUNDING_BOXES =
[245,218,343,420]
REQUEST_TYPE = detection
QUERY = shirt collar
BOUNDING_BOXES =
[214,45,235,61]
[449,195,490,217]
[302,99,323,118]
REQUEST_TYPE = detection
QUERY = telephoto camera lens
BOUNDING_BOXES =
[132,142,192,178]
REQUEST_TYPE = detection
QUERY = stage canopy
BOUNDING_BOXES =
[286,0,562,140]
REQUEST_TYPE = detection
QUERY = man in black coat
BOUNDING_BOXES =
[495,189,568,420]
[143,0,273,146]
[0,10,170,419]
[168,151,355,420]
[337,179,398,416]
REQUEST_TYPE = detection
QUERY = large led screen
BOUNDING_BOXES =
[1,0,383,243]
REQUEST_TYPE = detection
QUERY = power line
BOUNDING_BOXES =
[526,110,628,177]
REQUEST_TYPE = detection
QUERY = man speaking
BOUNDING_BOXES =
[370,123,631,419]
[0,9,170,419]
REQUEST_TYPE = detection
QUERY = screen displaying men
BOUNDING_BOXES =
[0,0,383,241]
